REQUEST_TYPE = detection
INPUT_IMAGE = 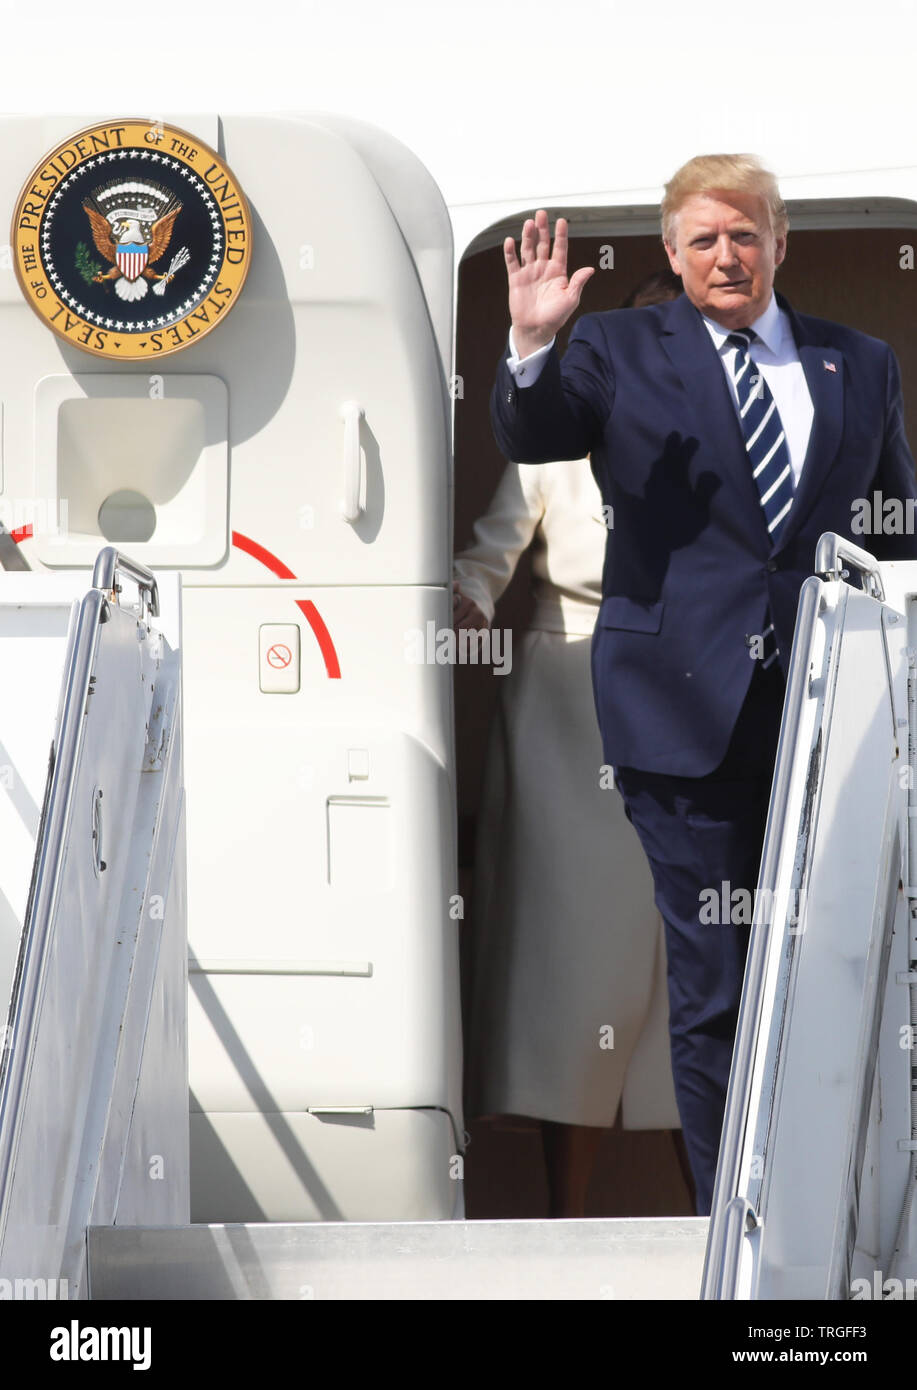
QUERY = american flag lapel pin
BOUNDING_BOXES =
[823,359,837,372]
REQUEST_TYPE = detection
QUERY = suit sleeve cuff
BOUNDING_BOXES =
[507,327,556,386]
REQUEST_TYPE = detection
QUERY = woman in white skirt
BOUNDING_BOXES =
[455,270,688,1216]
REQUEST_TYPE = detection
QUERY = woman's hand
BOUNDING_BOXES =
[452,580,490,631]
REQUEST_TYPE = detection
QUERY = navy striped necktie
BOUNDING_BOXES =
[726,328,794,546]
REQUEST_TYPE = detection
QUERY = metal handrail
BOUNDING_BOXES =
[701,574,822,1298]
[92,546,159,618]
[815,532,885,602]
[0,585,107,1246]
[0,545,159,1247]
[703,532,891,1298]
[707,1196,757,1301]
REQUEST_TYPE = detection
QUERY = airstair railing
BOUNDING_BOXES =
[703,531,901,1299]
[706,1196,759,1300]
[0,547,158,1245]
[815,533,885,601]
[91,545,159,618]
[701,569,823,1299]
[0,587,105,1233]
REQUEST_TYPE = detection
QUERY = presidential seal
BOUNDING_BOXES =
[13,119,251,360]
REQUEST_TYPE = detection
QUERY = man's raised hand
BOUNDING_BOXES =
[504,210,595,359]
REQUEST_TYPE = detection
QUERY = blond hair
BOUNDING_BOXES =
[661,154,788,245]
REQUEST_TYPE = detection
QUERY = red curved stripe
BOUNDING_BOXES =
[231,529,297,580]
[231,529,341,679]
[9,522,344,681]
[295,599,341,679]
[9,525,342,679]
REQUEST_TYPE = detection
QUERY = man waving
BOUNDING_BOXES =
[490,153,917,1212]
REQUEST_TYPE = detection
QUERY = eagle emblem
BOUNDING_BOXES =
[82,178,190,303]
[14,118,252,360]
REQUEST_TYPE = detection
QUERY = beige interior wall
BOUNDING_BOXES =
[454,222,917,1218]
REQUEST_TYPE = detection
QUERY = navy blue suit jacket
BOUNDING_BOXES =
[490,290,917,776]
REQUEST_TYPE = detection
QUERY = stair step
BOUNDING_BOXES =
[88,1217,707,1300]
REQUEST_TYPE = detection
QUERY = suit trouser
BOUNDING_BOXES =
[613,658,786,1215]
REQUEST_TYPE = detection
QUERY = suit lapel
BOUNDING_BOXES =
[659,294,771,547]
[658,292,846,556]
[772,292,845,552]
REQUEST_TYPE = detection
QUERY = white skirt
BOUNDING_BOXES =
[464,628,680,1129]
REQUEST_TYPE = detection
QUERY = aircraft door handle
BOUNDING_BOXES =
[339,400,365,522]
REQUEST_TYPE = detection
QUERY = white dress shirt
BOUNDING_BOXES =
[506,291,814,486]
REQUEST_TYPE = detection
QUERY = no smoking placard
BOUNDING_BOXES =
[267,643,293,669]
[259,624,301,693]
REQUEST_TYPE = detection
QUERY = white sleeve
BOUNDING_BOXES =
[453,463,545,623]
[506,326,556,387]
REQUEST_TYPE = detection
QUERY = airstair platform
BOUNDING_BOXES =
[87,1217,708,1300]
